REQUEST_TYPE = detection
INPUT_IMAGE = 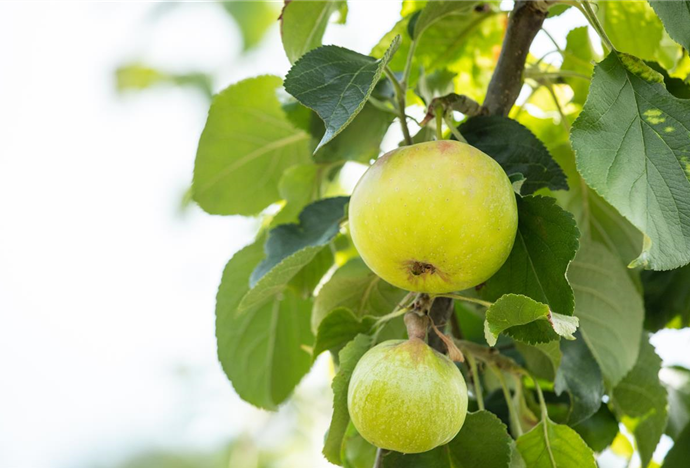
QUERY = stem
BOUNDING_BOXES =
[427,296,454,353]
[435,104,443,141]
[531,375,549,422]
[467,353,484,410]
[578,0,615,52]
[433,293,493,308]
[371,292,415,329]
[444,114,467,143]
[483,0,549,116]
[524,70,591,81]
[546,84,571,132]
[401,39,417,89]
[384,67,412,146]
[540,27,562,53]
[373,448,386,468]
[491,365,523,438]
[531,375,557,468]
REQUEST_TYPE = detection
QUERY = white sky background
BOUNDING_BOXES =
[0,2,688,468]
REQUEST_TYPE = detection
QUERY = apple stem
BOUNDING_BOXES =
[404,311,428,341]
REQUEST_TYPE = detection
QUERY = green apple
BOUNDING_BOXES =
[348,338,468,453]
[348,140,518,293]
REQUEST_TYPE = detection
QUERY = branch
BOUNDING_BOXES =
[483,0,550,116]
[427,297,454,353]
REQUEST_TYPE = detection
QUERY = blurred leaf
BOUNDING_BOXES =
[324,334,372,465]
[554,331,604,424]
[482,195,580,317]
[341,423,377,468]
[251,197,348,285]
[484,294,578,347]
[281,0,344,63]
[662,423,690,468]
[284,37,400,152]
[547,4,570,17]
[115,63,213,97]
[193,76,310,215]
[516,341,561,382]
[571,52,690,270]
[415,68,455,105]
[271,164,319,226]
[517,417,596,468]
[612,335,668,468]
[648,0,690,50]
[459,116,568,195]
[567,239,644,387]
[413,0,476,39]
[313,308,376,358]
[312,257,406,331]
[598,0,680,69]
[663,366,690,439]
[448,410,512,468]
[216,240,313,410]
[222,0,279,51]
[561,27,596,105]
[642,263,690,331]
[572,405,619,453]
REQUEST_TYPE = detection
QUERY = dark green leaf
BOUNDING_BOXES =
[662,366,690,439]
[572,405,619,453]
[662,423,690,468]
[459,116,568,194]
[448,410,512,468]
[484,294,578,347]
[554,331,604,425]
[612,335,668,468]
[648,0,690,50]
[571,51,690,270]
[193,76,310,215]
[646,61,690,100]
[642,263,690,331]
[284,37,400,151]
[312,258,406,331]
[516,341,561,382]
[222,1,279,51]
[216,240,313,410]
[561,26,597,105]
[517,417,596,468]
[482,195,580,316]
[251,197,349,286]
[413,0,476,39]
[281,0,343,63]
[313,308,376,358]
[323,334,372,465]
[381,448,450,468]
[567,239,644,387]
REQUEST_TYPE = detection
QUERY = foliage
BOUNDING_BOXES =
[183,0,690,465]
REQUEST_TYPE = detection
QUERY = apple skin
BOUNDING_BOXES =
[348,140,518,293]
[348,338,468,453]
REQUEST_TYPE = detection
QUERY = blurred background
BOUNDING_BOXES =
[0,1,688,467]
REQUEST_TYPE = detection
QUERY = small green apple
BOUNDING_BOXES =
[348,140,518,293]
[348,338,468,453]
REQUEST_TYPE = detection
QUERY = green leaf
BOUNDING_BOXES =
[193,76,310,215]
[642,264,690,331]
[312,258,406,331]
[598,1,679,68]
[554,331,604,425]
[341,423,377,468]
[662,423,690,468]
[612,335,668,468]
[251,196,348,286]
[561,26,597,105]
[516,341,562,382]
[323,334,372,465]
[313,308,376,358]
[284,37,400,152]
[516,418,597,468]
[280,0,343,64]
[571,51,690,270]
[216,240,314,410]
[572,405,619,453]
[222,1,279,51]
[662,366,690,439]
[271,163,319,226]
[413,0,476,39]
[567,239,644,387]
[482,196,580,316]
[314,103,395,163]
[448,410,512,468]
[459,117,568,195]
[648,0,690,50]
[381,448,450,468]
[484,294,578,347]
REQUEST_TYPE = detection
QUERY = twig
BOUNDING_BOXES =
[483,0,550,116]
[373,448,387,468]
[466,353,484,411]
[384,67,413,145]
